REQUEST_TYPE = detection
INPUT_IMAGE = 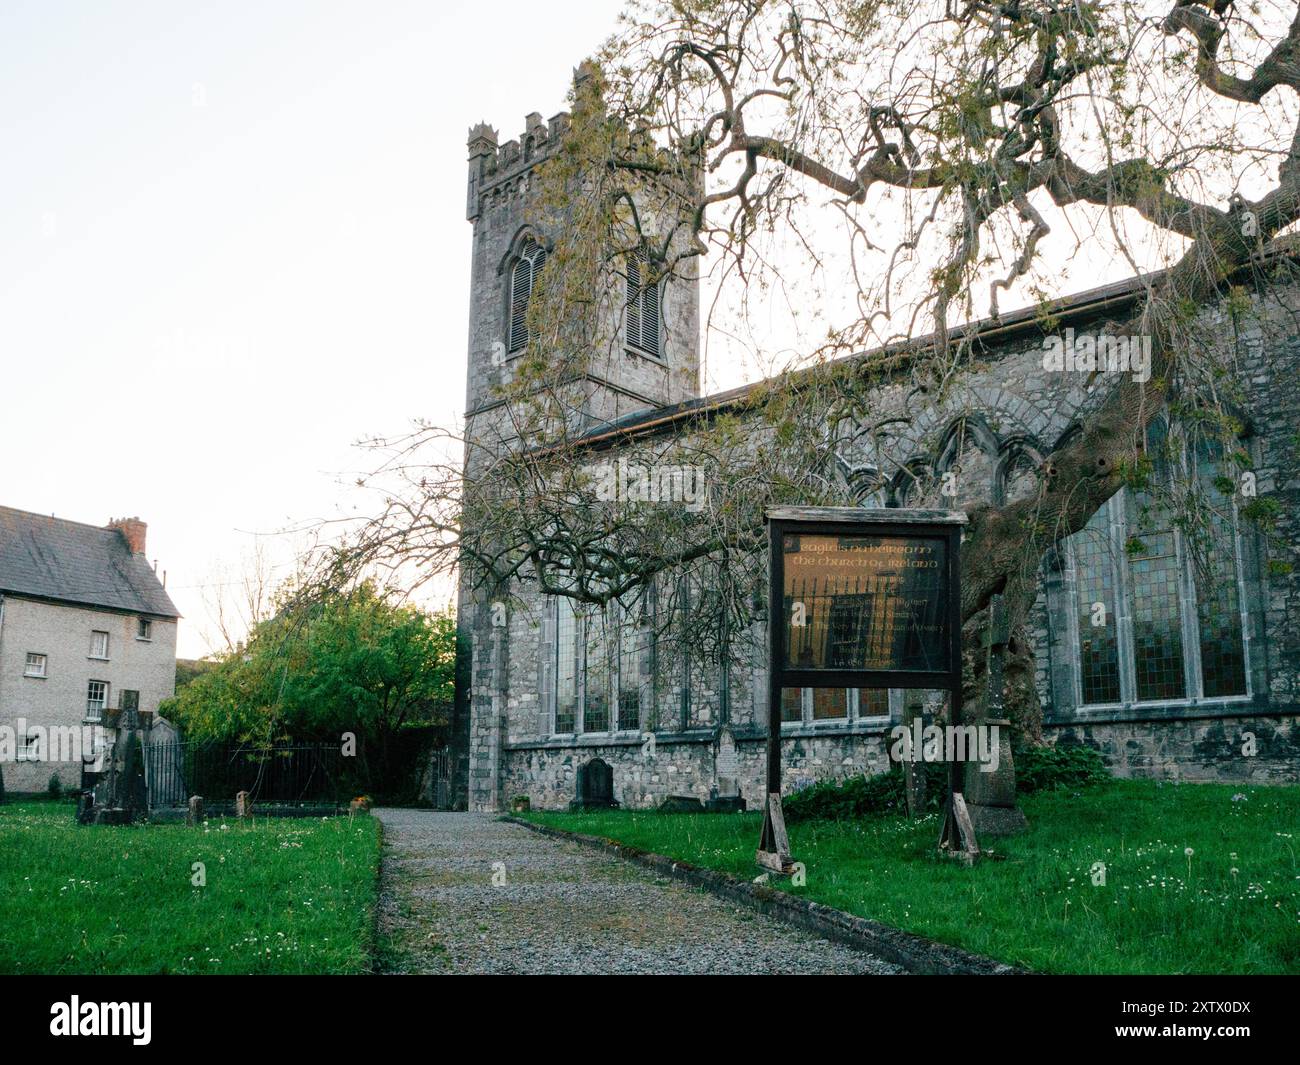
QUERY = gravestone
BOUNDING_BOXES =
[706,725,746,812]
[965,595,1027,835]
[187,795,205,826]
[235,791,254,819]
[659,794,705,813]
[569,757,619,810]
[79,702,148,825]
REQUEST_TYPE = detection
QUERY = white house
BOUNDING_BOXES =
[0,508,179,793]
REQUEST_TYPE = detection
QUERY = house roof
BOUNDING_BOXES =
[0,507,180,618]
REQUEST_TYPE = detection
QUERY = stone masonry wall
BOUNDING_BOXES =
[501,728,894,811]
[458,89,1300,809]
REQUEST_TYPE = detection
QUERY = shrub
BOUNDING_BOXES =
[47,774,63,800]
[782,745,1108,823]
[1014,743,1109,794]
[784,763,947,823]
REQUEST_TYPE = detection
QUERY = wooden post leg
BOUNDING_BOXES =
[756,791,797,875]
[938,791,980,865]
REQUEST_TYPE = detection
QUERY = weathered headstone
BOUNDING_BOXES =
[965,595,1027,836]
[234,790,254,819]
[659,794,705,813]
[569,757,618,810]
[706,725,747,812]
[187,795,205,826]
[80,702,148,825]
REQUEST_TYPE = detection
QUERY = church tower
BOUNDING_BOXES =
[462,69,701,445]
[452,68,701,811]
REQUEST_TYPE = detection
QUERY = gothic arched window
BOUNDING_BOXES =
[507,238,547,354]
[1061,425,1250,709]
[625,248,662,358]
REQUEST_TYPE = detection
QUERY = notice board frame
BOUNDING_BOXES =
[758,506,972,873]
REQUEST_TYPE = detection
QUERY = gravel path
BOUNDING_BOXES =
[373,808,903,975]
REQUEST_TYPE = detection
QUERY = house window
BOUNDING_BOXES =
[86,680,109,722]
[1064,433,1249,709]
[507,238,547,353]
[137,618,153,641]
[17,731,41,761]
[624,248,662,358]
[24,653,47,678]
[90,630,109,659]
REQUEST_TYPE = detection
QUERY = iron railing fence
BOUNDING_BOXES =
[144,741,346,807]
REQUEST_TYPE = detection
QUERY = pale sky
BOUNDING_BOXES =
[0,0,623,658]
[4,2,1277,660]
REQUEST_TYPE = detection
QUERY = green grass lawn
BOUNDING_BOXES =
[524,780,1300,974]
[0,802,382,974]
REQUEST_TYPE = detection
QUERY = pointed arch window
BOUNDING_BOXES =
[507,238,547,354]
[624,248,662,358]
[1061,425,1251,709]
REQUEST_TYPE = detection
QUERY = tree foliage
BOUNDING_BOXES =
[329,1,1300,738]
[162,582,456,767]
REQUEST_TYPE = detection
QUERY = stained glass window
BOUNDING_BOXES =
[1074,505,1122,704]
[1125,490,1186,701]
[1066,433,1249,708]
[616,594,649,732]
[1193,442,1248,699]
[555,597,577,733]
[582,609,611,733]
[812,688,848,720]
[856,688,890,717]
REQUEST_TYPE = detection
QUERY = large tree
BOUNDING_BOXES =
[163,582,456,793]
[338,0,1300,738]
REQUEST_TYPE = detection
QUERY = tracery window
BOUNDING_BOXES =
[507,238,547,353]
[1064,430,1249,708]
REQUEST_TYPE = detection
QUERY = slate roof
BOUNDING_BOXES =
[565,243,1300,452]
[568,270,1151,452]
[0,507,180,618]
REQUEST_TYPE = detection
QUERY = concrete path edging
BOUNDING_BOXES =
[504,815,1026,976]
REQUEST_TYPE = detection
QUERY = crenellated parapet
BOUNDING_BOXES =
[466,110,572,221]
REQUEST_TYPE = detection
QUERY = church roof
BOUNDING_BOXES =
[573,270,1152,452]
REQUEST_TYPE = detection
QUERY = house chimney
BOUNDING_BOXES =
[108,516,147,555]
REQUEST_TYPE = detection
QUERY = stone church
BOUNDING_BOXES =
[451,81,1300,813]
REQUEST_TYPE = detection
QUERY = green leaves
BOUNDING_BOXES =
[162,582,456,747]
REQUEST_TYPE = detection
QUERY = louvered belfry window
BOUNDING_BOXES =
[507,238,547,353]
[625,247,662,357]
